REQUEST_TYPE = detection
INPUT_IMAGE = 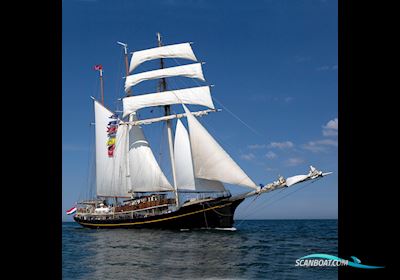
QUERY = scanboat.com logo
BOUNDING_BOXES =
[295,254,384,269]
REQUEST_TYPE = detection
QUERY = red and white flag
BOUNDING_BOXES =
[94,64,103,71]
[66,206,77,215]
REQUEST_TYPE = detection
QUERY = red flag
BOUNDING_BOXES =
[108,145,115,157]
[107,126,117,133]
[94,64,103,71]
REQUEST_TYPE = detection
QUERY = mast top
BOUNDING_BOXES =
[157,32,162,47]
[117,41,128,55]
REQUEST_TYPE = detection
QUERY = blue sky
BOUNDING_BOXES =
[62,0,338,221]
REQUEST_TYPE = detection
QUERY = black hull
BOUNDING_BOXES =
[74,197,244,229]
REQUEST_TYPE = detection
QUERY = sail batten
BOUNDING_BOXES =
[122,86,214,117]
[125,63,205,92]
[129,42,197,73]
[182,105,258,189]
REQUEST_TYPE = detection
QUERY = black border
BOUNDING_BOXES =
[12,0,61,278]
[13,0,393,278]
[339,0,389,278]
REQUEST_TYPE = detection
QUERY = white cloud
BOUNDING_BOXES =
[248,144,266,149]
[286,158,304,166]
[241,153,255,161]
[316,65,338,71]
[303,139,338,153]
[294,56,311,63]
[322,118,338,137]
[268,141,294,149]
[265,151,277,159]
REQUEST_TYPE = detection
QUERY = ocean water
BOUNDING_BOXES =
[63,220,337,280]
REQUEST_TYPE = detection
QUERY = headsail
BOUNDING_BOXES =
[182,105,258,189]
[122,86,214,117]
[129,42,197,73]
[125,63,205,92]
[174,119,225,192]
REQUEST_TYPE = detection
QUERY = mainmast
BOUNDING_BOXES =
[157,32,179,207]
[118,41,132,96]
[118,41,132,198]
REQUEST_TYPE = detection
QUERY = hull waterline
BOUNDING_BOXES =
[74,197,244,229]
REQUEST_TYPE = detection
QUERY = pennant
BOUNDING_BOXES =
[94,64,103,71]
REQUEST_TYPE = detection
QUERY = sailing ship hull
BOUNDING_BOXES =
[74,197,244,230]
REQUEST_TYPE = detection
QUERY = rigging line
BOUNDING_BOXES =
[257,178,322,213]
[166,74,240,154]
[86,126,95,200]
[235,188,286,227]
[212,96,265,139]
[168,55,266,139]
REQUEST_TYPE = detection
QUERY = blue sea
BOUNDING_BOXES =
[63,220,337,279]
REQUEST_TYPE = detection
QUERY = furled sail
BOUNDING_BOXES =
[94,100,130,197]
[182,105,258,189]
[127,113,174,192]
[122,86,214,117]
[129,43,197,73]
[174,119,225,192]
[285,174,309,187]
[125,63,205,92]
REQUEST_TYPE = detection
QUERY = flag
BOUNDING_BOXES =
[108,121,118,126]
[66,206,77,215]
[110,114,119,119]
[107,126,117,133]
[107,132,117,138]
[108,145,115,157]
[94,64,103,71]
[107,138,116,146]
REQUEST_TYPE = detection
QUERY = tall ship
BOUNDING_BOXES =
[72,34,331,229]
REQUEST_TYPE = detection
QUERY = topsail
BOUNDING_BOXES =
[129,42,197,73]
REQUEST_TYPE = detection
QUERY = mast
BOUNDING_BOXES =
[94,65,105,105]
[117,41,132,96]
[157,32,179,207]
[118,41,132,198]
[100,69,104,105]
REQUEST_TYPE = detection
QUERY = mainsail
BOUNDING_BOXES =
[94,100,130,197]
[174,119,225,192]
[129,42,197,73]
[182,105,258,189]
[94,100,173,196]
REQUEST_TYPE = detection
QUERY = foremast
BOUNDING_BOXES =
[157,32,179,207]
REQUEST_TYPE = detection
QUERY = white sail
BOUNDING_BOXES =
[174,119,225,192]
[182,105,258,189]
[122,86,214,117]
[129,43,197,73]
[127,113,174,192]
[94,100,130,197]
[125,63,205,92]
[285,174,309,187]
